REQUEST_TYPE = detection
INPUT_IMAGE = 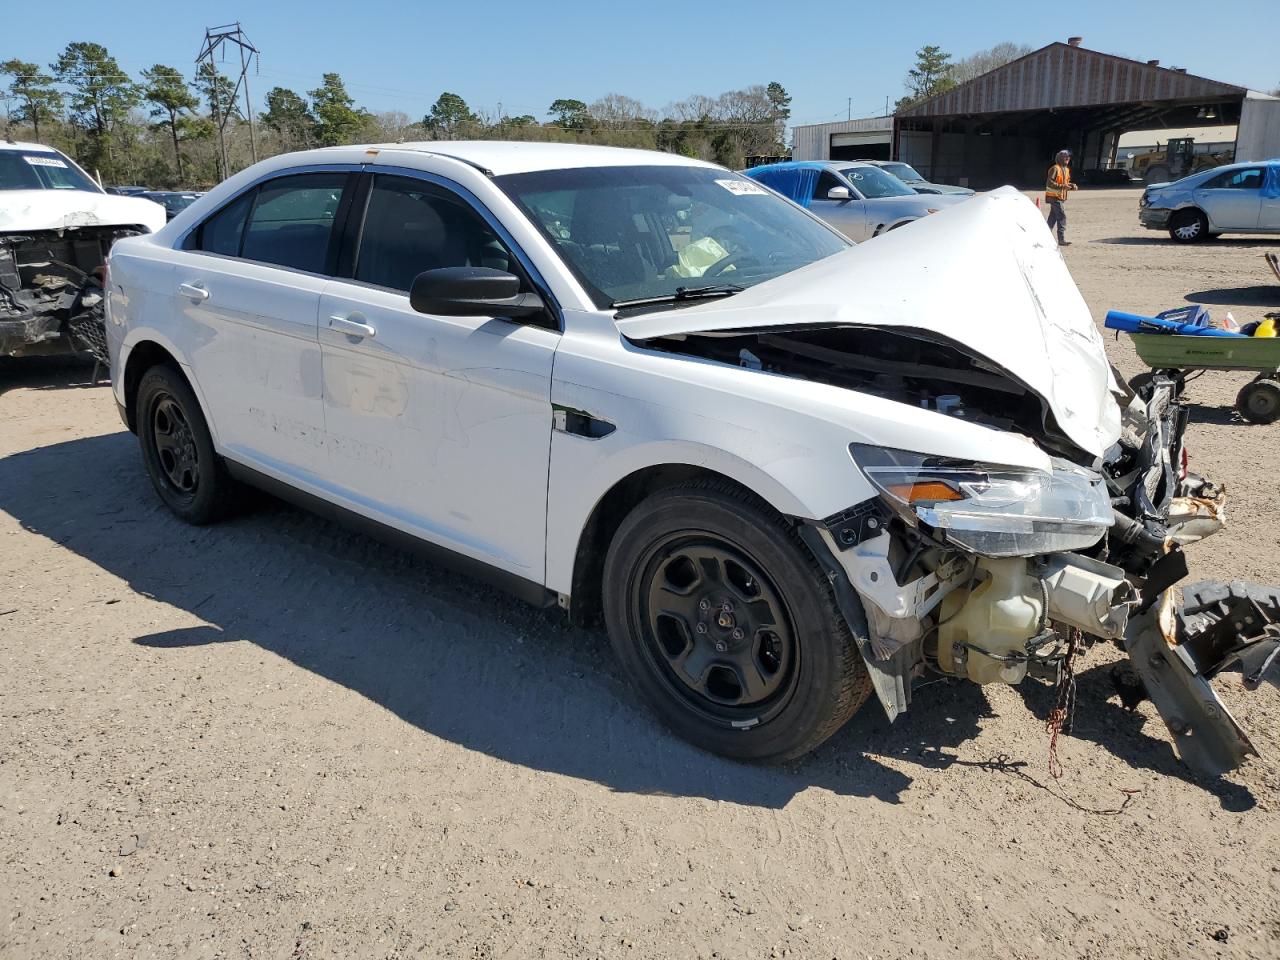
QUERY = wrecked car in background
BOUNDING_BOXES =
[103,143,1277,777]
[1,140,165,359]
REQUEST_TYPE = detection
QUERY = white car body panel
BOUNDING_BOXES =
[616,187,1121,460]
[0,188,166,234]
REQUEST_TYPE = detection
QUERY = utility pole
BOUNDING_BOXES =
[196,22,260,178]
[847,97,851,121]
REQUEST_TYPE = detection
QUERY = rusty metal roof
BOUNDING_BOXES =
[898,42,1246,118]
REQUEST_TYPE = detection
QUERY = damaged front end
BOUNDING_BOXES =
[0,225,142,361]
[801,371,1276,777]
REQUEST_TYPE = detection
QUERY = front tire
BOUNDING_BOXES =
[602,480,872,762]
[1169,209,1208,243]
[136,364,239,524]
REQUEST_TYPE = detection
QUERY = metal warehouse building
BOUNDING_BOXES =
[794,38,1280,188]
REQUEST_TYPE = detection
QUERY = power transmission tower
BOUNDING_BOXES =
[196,22,260,179]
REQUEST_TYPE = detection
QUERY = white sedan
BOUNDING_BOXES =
[104,142,1274,772]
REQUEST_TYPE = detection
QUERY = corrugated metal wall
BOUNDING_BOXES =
[1237,95,1280,161]
[900,43,1244,118]
[792,117,892,160]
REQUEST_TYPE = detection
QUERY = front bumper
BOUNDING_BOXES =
[1139,206,1173,229]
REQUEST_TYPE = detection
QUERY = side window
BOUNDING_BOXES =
[1202,168,1263,190]
[355,174,515,292]
[240,173,347,272]
[814,171,845,200]
[196,191,253,256]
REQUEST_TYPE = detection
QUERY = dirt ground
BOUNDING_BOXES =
[2,188,1278,960]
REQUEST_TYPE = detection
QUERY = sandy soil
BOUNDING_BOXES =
[2,188,1278,960]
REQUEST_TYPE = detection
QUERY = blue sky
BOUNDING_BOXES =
[5,0,1277,128]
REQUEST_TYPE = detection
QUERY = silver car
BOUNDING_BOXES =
[745,161,968,242]
[859,159,975,197]
[1138,160,1280,242]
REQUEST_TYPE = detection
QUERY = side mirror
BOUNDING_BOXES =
[409,267,545,318]
[825,185,852,201]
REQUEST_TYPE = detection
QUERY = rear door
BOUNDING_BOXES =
[1194,167,1264,230]
[808,169,868,241]
[174,170,355,480]
[316,170,561,582]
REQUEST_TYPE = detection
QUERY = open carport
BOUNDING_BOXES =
[894,38,1268,189]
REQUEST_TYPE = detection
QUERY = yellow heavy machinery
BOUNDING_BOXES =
[1128,136,1233,183]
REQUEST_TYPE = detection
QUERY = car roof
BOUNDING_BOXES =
[283,141,724,177]
[745,160,874,174]
[0,140,68,153]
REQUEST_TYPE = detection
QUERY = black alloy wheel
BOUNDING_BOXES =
[636,535,798,726]
[151,394,200,499]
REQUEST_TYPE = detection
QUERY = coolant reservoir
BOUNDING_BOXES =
[937,558,1044,684]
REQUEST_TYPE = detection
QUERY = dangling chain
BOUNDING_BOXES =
[1046,628,1080,780]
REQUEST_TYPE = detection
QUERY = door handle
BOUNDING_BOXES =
[329,314,377,339]
[177,281,209,301]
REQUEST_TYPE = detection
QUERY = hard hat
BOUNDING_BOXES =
[1057,148,1072,157]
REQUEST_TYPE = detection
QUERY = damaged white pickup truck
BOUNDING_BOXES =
[1,140,165,358]
[104,143,1278,776]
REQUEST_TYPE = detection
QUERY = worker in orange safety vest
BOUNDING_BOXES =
[1045,149,1078,246]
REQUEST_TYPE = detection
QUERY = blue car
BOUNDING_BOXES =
[1138,160,1280,242]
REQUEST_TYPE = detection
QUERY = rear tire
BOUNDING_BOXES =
[1237,378,1280,425]
[136,364,240,524]
[601,479,872,762]
[1145,165,1171,184]
[1169,209,1208,243]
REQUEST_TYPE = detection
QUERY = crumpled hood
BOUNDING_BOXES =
[616,186,1122,459]
[0,190,166,234]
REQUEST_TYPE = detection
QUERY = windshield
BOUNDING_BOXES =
[839,166,915,199]
[0,150,102,192]
[881,162,924,182]
[495,165,849,309]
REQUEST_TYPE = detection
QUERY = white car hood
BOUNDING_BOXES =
[616,186,1122,459]
[0,189,166,233]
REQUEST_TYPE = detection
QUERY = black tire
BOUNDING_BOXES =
[602,480,872,762]
[135,364,240,523]
[1236,378,1280,425]
[1168,209,1208,243]
[1145,165,1171,185]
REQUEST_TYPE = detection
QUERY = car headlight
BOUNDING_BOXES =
[849,444,1112,557]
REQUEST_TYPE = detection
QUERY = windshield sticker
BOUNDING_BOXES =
[715,178,768,196]
[23,155,69,168]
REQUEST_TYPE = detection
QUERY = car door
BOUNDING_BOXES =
[175,169,356,480]
[317,171,560,582]
[1194,167,1264,230]
[1260,166,1280,230]
[807,169,869,241]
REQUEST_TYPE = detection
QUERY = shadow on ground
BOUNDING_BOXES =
[1,426,1254,809]
[0,356,104,397]
[1185,286,1280,307]
[1094,236,1280,248]
[0,429,994,808]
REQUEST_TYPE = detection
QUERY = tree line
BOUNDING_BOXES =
[894,42,1034,112]
[2,43,791,189]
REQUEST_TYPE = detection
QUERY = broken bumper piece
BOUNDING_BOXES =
[1121,581,1280,776]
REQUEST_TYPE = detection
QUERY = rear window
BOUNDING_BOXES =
[0,150,101,192]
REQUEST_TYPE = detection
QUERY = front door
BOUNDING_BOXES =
[175,170,354,481]
[317,172,560,582]
[808,170,868,241]
[1195,166,1264,231]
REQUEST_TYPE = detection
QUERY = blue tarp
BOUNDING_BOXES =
[744,162,825,208]
[1263,163,1280,200]
[1105,310,1248,337]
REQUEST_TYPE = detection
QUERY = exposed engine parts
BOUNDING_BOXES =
[800,370,1276,777]
[0,226,141,361]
